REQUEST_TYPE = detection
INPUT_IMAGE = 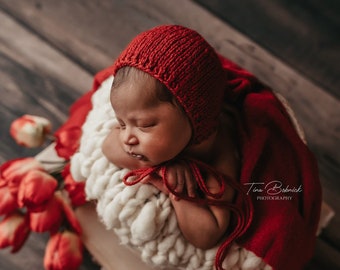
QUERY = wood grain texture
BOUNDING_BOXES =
[0,52,77,162]
[0,9,93,164]
[0,0,339,269]
[194,0,340,99]
[0,8,97,270]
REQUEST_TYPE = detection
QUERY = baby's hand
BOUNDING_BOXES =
[141,172,169,195]
[165,161,197,199]
[141,162,198,200]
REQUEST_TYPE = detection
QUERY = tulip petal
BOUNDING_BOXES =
[0,185,18,216]
[56,193,82,235]
[62,164,86,207]
[54,127,82,160]
[29,195,63,233]
[0,177,6,188]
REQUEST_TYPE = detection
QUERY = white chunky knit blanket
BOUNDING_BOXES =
[70,76,273,270]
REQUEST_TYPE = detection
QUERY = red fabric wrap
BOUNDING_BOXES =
[54,56,321,270]
[219,57,321,269]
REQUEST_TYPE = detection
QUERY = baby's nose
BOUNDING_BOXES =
[122,130,138,145]
[124,136,138,145]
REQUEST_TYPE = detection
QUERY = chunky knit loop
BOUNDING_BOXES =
[112,25,226,144]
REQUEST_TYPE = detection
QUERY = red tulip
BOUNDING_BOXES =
[0,182,18,216]
[0,211,30,253]
[0,157,44,195]
[10,114,52,147]
[29,194,63,233]
[30,192,82,235]
[18,170,57,212]
[54,127,82,160]
[44,230,83,270]
[62,164,86,207]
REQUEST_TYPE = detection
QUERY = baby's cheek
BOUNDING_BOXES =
[101,130,118,158]
[101,135,111,158]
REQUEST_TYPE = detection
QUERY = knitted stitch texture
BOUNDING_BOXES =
[112,25,225,144]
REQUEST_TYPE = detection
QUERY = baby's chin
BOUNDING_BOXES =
[129,156,167,170]
[126,155,156,169]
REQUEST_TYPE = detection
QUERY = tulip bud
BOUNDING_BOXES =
[29,194,65,233]
[18,170,58,212]
[1,157,44,195]
[0,211,30,253]
[44,231,83,270]
[29,191,82,236]
[10,114,52,148]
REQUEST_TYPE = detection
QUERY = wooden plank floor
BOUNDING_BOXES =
[0,0,339,269]
[194,0,340,99]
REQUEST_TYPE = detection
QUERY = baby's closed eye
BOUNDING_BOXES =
[138,122,157,131]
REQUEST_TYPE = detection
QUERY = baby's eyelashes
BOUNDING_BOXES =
[115,117,157,131]
[116,119,126,129]
[137,122,157,131]
[118,124,126,130]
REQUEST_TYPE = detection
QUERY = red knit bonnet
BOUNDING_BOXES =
[112,25,226,144]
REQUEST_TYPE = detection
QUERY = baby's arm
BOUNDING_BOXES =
[170,173,234,249]
[145,163,234,250]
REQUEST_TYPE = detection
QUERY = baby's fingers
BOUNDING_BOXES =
[174,170,185,193]
[185,169,196,198]
[167,168,184,194]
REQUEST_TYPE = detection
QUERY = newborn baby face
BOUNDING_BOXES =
[103,69,192,168]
